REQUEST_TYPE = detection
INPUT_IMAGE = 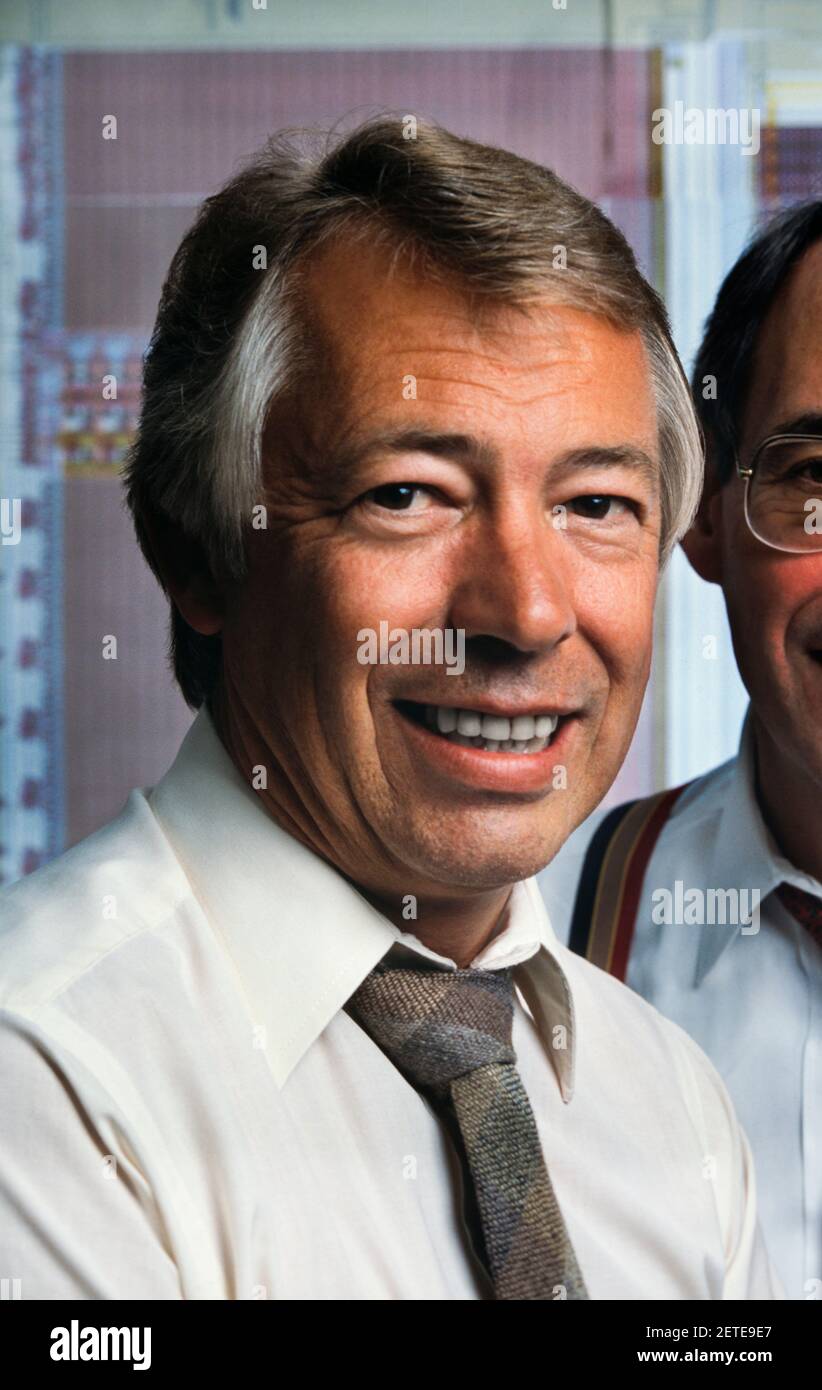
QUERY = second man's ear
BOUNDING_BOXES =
[140,510,225,637]
[680,441,726,586]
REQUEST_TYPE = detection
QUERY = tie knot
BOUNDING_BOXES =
[344,960,517,1099]
[776,880,822,944]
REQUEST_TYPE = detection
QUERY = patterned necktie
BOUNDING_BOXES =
[344,958,589,1301]
[775,881,822,951]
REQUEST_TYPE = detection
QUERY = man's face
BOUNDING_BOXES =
[687,242,822,792]
[218,237,662,898]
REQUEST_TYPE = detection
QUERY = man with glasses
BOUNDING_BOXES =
[540,201,822,1301]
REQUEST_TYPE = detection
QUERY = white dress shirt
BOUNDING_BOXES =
[0,706,781,1300]
[539,703,821,1301]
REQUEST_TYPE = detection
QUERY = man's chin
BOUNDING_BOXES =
[752,690,822,792]
[382,818,572,894]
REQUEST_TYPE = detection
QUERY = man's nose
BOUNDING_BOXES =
[446,511,577,654]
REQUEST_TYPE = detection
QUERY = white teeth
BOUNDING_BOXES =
[417,703,563,753]
[481,714,510,740]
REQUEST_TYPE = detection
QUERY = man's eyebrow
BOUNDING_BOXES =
[326,427,659,490]
[329,428,497,476]
[764,412,822,439]
[548,445,660,491]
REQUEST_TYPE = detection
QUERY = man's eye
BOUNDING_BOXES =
[793,458,822,485]
[364,483,435,512]
[567,494,637,521]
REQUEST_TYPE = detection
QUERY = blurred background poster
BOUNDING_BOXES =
[1,0,820,884]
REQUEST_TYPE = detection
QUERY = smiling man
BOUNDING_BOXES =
[0,118,780,1300]
[540,201,822,1300]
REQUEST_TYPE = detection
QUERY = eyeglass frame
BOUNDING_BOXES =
[735,431,822,554]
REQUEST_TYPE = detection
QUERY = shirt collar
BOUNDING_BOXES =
[696,702,822,985]
[148,706,576,1100]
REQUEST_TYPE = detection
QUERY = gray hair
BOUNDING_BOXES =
[124,114,702,707]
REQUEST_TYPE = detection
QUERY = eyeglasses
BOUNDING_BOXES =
[736,433,822,553]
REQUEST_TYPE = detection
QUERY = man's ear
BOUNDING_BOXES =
[140,510,224,636]
[679,439,726,586]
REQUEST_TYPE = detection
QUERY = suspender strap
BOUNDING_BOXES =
[568,781,692,981]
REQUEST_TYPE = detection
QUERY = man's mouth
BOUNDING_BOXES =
[393,699,567,755]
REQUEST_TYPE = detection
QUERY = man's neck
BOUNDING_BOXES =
[207,682,515,967]
[358,884,515,969]
[750,711,822,885]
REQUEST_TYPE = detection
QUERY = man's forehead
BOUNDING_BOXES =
[743,240,822,448]
[282,233,658,479]
[298,232,643,382]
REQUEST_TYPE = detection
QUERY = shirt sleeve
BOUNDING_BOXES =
[670,1020,785,1300]
[0,1008,183,1300]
